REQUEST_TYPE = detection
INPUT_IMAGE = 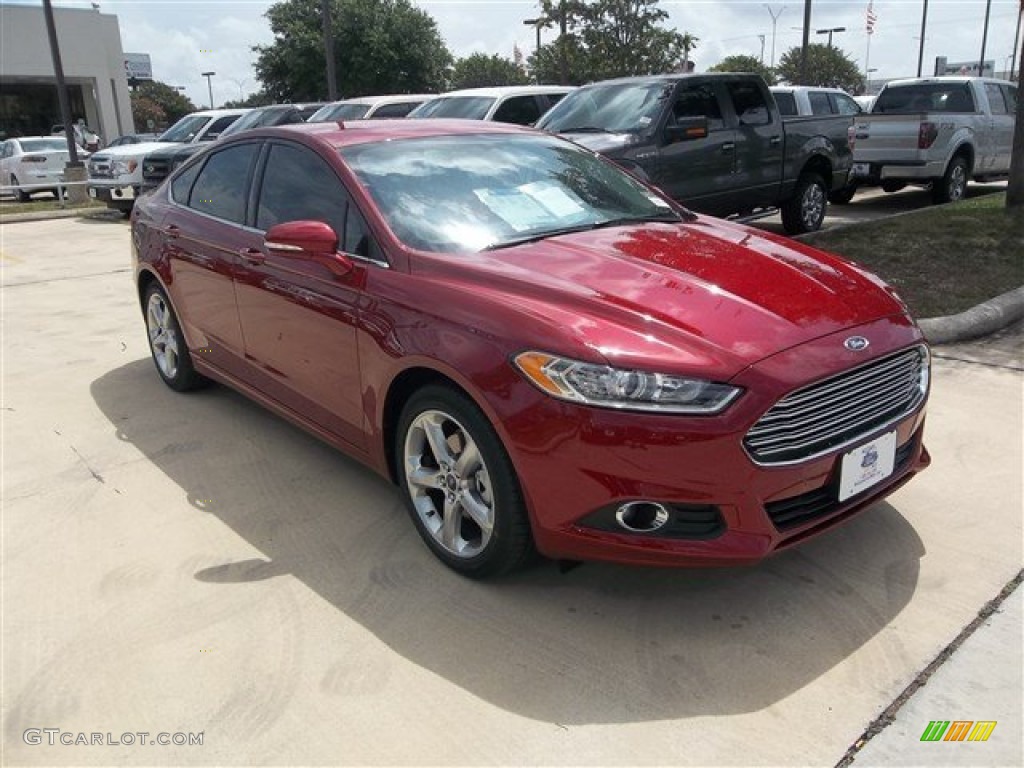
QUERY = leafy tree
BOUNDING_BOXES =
[132,81,196,125]
[451,53,528,89]
[130,94,166,133]
[679,32,699,70]
[528,0,687,83]
[775,43,864,93]
[708,55,776,85]
[221,91,276,109]
[254,0,452,101]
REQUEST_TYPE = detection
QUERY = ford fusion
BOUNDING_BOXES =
[131,120,930,577]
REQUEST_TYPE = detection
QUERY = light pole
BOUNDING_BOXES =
[758,34,766,65]
[523,17,548,83]
[227,77,248,101]
[201,71,215,109]
[764,4,785,69]
[816,26,845,48]
[979,0,992,78]
[917,0,930,77]
[867,67,878,93]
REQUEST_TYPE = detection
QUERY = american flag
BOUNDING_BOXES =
[866,2,878,35]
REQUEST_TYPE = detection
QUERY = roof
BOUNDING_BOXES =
[253,118,541,149]
[323,94,436,107]
[189,108,250,117]
[882,76,1016,88]
[435,85,574,98]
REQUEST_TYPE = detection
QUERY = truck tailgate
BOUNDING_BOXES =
[852,113,929,162]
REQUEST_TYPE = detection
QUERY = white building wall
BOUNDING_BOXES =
[0,5,135,141]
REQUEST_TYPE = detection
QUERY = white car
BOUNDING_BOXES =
[0,136,75,202]
[770,85,863,117]
[86,108,248,213]
[407,85,574,125]
[308,94,435,122]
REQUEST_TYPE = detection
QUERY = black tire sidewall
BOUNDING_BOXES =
[395,385,531,577]
[782,173,827,234]
[143,283,202,392]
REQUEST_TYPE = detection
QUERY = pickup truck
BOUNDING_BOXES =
[86,108,247,213]
[535,73,854,234]
[840,77,1017,204]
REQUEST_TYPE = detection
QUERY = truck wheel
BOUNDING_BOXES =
[932,156,968,204]
[828,184,857,205]
[881,181,906,194]
[782,173,827,235]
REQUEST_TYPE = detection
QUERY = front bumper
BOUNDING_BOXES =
[87,182,137,203]
[504,316,930,567]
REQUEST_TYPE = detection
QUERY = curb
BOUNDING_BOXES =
[919,286,1024,345]
[0,207,120,224]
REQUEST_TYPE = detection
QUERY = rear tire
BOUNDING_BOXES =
[828,184,857,205]
[931,155,968,204]
[395,385,533,578]
[12,175,30,203]
[781,173,827,235]
[143,283,206,392]
[880,180,906,194]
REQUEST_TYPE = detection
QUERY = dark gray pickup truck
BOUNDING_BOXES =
[536,73,854,234]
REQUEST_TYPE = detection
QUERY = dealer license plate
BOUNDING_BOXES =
[838,431,897,502]
[88,188,97,198]
[851,162,871,177]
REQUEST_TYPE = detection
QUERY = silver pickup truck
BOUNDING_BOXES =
[836,77,1017,204]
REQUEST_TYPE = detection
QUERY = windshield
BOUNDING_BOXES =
[20,138,70,152]
[407,96,495,120]
[536,82,672,134]
[309,103,371,122]
[340,133,682,254]
[872,83,976,114]
[158,114,212,143]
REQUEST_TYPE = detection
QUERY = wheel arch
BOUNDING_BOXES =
[798,153,833,188]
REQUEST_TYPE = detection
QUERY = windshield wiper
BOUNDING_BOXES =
[483,214,687,251]
[557,126,614,133]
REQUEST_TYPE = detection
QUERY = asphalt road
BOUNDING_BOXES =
[1,218,1021,766]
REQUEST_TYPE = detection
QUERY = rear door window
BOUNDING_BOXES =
[773,92,797,116]
[831,93,862,115]
[985,83,1008,115]
[371,102,419,118]
[492,96,543,125]
[808,91,833,115]
[186,142,258,223]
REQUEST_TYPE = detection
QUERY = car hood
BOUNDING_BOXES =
[92,142,180,159]
[458,216,907,376]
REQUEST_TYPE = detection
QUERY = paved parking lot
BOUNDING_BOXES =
[2,217,1021,765]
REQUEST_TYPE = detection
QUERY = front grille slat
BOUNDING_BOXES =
[745,345,927,465]
[747,384,923,452]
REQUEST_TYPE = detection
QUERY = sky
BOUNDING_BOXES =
[29,0,1024,107]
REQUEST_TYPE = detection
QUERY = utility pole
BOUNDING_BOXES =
[1012,5,1022,82]
[764,5,785,69]
[916,0,929,77]
[323,0,337,100]
[42,0,86,204]
[799,0,812,85]
[979,0,992,78]
[758,34,766,65]
[558,0,568,86]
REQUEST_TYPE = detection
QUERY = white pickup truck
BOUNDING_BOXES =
[87,108,247,213]
[837,77,1017,204]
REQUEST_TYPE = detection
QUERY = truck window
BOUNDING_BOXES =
[671,83,724,130]
[725,81,771,126]
[773,92,797,116]
[830,93,862,115]
[874,83,975,114]
[808,91,832,115]
[1001,85,1017,112]
[984,83,1008,115]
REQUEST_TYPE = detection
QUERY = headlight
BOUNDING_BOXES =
[918,345,930,396]
[112,159,138,176]
[514,351,742,414]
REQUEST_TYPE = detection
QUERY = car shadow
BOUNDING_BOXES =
[91,360,925,725]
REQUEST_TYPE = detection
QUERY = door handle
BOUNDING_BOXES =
[769,135,782,146]
[239,247,266,266]
[721,142,736,153]
[164,224,180,239]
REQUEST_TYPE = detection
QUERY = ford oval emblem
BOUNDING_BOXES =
[844,336,870,352]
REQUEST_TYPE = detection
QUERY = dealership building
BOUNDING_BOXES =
[0,3,135,142]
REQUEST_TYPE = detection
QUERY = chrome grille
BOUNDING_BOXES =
[745,346,928,464]
[88,155,112,179]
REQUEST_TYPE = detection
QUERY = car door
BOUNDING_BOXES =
[984,83,1014,174]
[652,81,738,213]
[163,142,260,381]
[233,140,373,451]
[0,141,11,181]
[722,80,784,211]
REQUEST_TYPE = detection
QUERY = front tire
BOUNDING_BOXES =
[143,283,206,392]
[396,385,533,577]
[932,155,968,204]
[781,172,827,235]
[12,175,31,203]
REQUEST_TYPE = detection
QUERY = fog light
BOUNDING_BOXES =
[615,501,670,533]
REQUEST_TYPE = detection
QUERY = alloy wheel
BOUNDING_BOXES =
[146,291,180,380]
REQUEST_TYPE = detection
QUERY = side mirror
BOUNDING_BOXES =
[265,220,353,277]
[664,116,709,143]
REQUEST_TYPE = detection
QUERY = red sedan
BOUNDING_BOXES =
[131,120,930,577]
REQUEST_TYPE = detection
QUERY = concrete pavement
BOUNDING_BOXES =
[2,218,1021,766]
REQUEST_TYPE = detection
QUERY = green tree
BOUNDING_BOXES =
[775,43,864,93]
[679,32,699,70]
[708,55,776,85]
[451,53,528,89]
[529,0,686,83]
[221,90,275,109]
[129,94,166,133]
[254,0,452,101]
[132,81,196,125]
